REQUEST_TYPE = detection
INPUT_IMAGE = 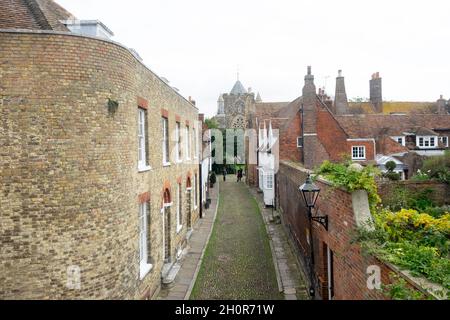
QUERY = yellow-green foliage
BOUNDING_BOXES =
[358,208,450,290]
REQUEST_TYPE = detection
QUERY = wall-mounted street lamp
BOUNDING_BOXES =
[299,173,329,299]
[299,174,328,230]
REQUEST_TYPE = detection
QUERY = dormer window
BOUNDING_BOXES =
[61,20,114,40]
[391,136,405,146]
[417,136,436,148]
[439,136,449,148]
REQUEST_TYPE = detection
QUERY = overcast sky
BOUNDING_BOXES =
[56,0,450,117]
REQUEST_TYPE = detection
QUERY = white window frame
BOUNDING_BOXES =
[185,126,191,160]
[391,136,405,146]
[193,174,198,209]
[297,137,303,148]
[439,136,449,147]
[162,117,171,166]
[265,173,274,190]
[139,202,152,279]
[416,136,437,149]
[194,127,198,159]
[138,109,151,172]
[352,146,366,160]
[175,122,182,163]
[176,184,182,233]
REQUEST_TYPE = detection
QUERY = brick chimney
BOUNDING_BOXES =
[369,72,383,113]
[198,113,205,123]
[188,96,196,106]
[437,95,447,114]
[334,69,349,115]
[302,66,321,169]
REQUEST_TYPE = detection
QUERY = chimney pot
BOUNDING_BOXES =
[376,72,380,78]
[307,66,311,75]
[440,94,444,99]
[338,70,342,77]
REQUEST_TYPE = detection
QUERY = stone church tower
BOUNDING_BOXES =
[215,78,256,129]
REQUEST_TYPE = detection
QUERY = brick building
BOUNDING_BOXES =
[235,67,450,191]
[0,0,202,299]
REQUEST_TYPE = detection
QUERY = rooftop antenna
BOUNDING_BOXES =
[322,75,330,92]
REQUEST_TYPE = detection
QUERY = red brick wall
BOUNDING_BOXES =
[317,109,348,162]
[277,162,425,300]
[279,112,302,162]
[317,109,376,162]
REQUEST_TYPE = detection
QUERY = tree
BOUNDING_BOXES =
[204,118,219,129]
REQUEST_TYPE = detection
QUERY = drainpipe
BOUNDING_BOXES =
[301,103,305,164]
[199,162,203,218]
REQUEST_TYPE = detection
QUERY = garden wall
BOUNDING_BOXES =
[378,180,450,206]
[276,161,433,300]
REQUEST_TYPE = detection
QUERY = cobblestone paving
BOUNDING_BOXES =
[190,179,283,300]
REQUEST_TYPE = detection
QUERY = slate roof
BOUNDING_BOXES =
[230,80,247,95]
[0,0,75,31]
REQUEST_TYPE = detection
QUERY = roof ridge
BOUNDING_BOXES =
[23,0,52,29]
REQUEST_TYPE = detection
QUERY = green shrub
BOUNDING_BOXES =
[314,160,381,211]
[385,160,397,172]
[382,186,436,212]
[384,171,401,181]
[421,151,450,184]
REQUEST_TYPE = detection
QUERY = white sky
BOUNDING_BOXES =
[56,0,450,117]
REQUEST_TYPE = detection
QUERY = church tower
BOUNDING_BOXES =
[215,75,256,129]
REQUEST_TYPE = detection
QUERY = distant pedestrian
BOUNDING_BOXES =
[237,169,243,182]
[223,167,227,181]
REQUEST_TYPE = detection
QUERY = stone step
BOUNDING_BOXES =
[162,262,181,289]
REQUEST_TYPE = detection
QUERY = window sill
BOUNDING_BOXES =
[352,159,366,161]
[138,165,152,173]
[176,160,183,164]
[139,263,153,280]
[176,224,183,234]
[163,162,171,167]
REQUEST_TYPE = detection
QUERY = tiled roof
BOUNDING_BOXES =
[348,101,436,114]
[253,101,291,129]
[0,0,75,31]
[376,135,409,155]
[335,114,450,138]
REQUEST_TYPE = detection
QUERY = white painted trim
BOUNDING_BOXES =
[303,133,317,136]
[138,165,152,172]
[139,263,153,280]
[416,136,438,149]
[351,145,366,160]
[163,202,173,208]
[163,162,171,167]
[347,138,376,142]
